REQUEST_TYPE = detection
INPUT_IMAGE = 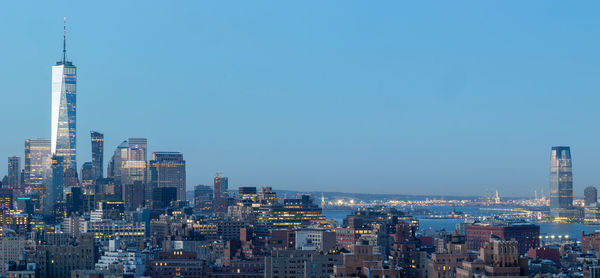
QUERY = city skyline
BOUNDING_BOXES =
[3,1,600,196]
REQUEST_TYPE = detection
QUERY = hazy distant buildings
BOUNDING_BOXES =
[148,152,186,201]
[80,162,94,189]
[194,185,213,212]
[585,186,597,207]
[549,146,575,219]
[51,37,77,171]
[107,140,128,185]
[7,156,21,189]
[90,131,104,180]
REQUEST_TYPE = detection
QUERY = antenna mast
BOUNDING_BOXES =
[63,17,67,63]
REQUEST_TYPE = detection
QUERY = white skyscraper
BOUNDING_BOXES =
[51,19,77,170]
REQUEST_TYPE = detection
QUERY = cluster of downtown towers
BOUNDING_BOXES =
[2,37,582,221]
[6,42,187,222]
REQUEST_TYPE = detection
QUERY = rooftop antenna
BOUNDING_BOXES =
[63,17,67,63]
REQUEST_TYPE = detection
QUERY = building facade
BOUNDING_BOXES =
[148,152,186,201]
[51,50,77,171]
[550,146,574,219]
[90,131,104,180]
[7,156,21,189]
[24,139,51,197]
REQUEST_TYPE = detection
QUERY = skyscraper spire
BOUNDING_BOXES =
[63,17,66,63]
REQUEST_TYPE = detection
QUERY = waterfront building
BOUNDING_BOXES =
[51,22,77,171]
[585,186,598,207]
[254,195,325,237]
[90,131,104,180]
[549,146,575,219]
[148,152,186,201]
[466,223,539,255]
[7,156,20,189]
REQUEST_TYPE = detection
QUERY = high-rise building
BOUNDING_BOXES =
[148,152,186,201]
[122,138,147,186]
[24,139,51,213]
[213,174,229,213]
[107,140,128,185]
[90,131,104,180]
[7,156,20,189]
[51,21,77,171]
[549,146,574,219]
[585,186,598,207]
[194,185,213,212]
[80,162,94,189]
[214,174,228,197]
[45,155,64,219]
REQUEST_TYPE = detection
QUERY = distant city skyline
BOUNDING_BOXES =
[2,1,600,196]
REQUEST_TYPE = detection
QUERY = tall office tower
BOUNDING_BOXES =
[44,155,64,218]
[80,162,94,189]
[214,174,228,197]
[122,138,147,186]
[148,152,186,201]
[585,186,598,207]
[213,174,229,213]
[51,20,77,171]
[90,131,104,180]
[7,156,21,189]
[24,139,52,210]
[550,146,574,219]
[107,140,129,185]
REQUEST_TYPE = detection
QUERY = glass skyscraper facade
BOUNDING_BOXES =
[7,156,21,189]
[549,146,574,219]
[148,152,186,201]
[51,60,77,171]
[91,131,104,180]
[24,139,51,200]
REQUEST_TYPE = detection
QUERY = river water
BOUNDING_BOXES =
[323,207,600,241]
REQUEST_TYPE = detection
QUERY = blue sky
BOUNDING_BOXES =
[1,1,600,197]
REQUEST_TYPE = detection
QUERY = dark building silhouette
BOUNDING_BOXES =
[80,162,93,189]
[7,156,21,189]
[152,186,178,208]
[90,131,104,180]
[585,186,598,207]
